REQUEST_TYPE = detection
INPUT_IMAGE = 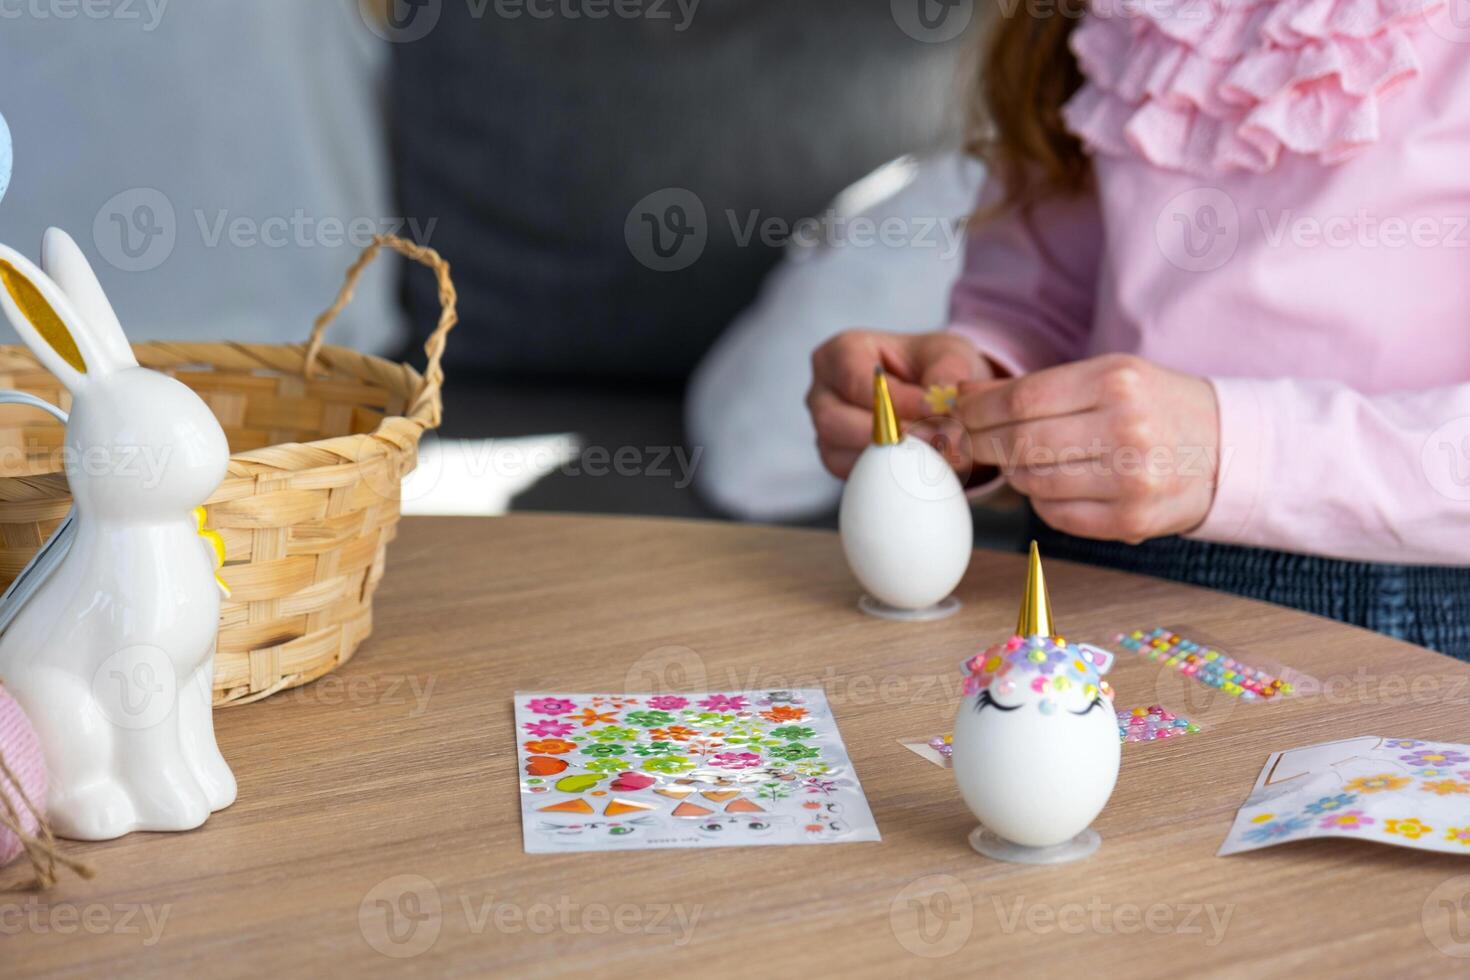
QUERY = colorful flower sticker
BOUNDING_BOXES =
[581,743,629,758]
[641,756,695,775]
[769,744,820,762]
[770,726,817,742]
[625,710,675,728]
[681,711,735,729]
[679,737,725,756]
[649,726,699,742]
[586,725,640,742]
[568,708,619,728]
[1385,818,1433,840]
[523,719,574,738]
[647,695,689,711]
[1304,794,1358,814]
[1401,748,1470,767]
[585,758,632,773]
[721,722,769,739]
[710,752,763,770]
[524,738,577,755]
[1384,739,1424,750]
[1318,810,1373,831]
[630,741,679,757]
[1345,774,1411,794]
[760,706,807,723]
[1242,816,1312,843]
[528,697,577,715]
[1420,779,1470,796]
[1447,827,1470,847]
[699,694,748,712]
[924,383,958,414]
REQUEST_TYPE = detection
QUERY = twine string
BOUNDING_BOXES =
[0,747,93,890]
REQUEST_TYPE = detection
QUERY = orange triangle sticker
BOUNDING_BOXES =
[725,798,764,813]
[604,799,655,816]
[540,799,595,814]
[700,790,741,802]
[672,801,714,818]
[655,788,693,799]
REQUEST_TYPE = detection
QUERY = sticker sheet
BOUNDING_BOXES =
[1115,628,1300,701]
[514,690,881,852]
[1220,736,1470,856]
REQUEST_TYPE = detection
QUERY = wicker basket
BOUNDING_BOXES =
[0,235,457,706]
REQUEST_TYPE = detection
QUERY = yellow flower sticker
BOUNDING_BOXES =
[1345,774,1411,794]
[1385,818,1433,840]
[1421,779,1470,796]
[924,384,958,415]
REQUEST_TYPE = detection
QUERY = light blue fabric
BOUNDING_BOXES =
[0,0,402,354]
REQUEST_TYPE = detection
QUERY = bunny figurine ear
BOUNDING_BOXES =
[40,228,136,370]
[0,231,136,392]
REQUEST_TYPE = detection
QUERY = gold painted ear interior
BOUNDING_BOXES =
[0,260,87,374]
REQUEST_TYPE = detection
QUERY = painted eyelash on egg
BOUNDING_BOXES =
[975,690,1021,713]
[1070,696,1105,716]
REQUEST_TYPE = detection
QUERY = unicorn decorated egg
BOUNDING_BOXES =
[951,543,1120,861]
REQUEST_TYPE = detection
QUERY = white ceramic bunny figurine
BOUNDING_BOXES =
[0,228,236,840]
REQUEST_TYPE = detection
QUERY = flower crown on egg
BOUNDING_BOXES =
[960,543,1115,702]
[961,634,1114,701]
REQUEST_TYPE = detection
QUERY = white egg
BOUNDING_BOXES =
[951,645,1120,848]
[838,435,972,610]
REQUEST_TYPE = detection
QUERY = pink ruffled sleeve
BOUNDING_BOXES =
[947,178,1105,376]
[1194,378,1470,564]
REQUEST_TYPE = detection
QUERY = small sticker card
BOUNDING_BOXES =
[1219,736,1470,856]
[901,734,952,768]
[514,689,881,853]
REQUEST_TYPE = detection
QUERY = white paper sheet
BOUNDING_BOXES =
[514,689,881,853]
[1219,736,1470,856]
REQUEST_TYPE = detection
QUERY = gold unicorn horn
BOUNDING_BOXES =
[872,367,900,446]
[1015,541,1055,638]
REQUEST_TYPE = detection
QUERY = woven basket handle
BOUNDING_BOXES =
[303,234,458,426]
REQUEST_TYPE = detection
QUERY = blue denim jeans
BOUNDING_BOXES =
[1029,518,1470,660]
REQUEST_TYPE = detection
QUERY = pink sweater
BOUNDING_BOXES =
[948,0,1470,565]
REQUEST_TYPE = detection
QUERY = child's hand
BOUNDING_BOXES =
[956,355,1220,543]
[808,330,994,478]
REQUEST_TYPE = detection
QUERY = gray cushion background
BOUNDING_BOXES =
[392,0,978,380]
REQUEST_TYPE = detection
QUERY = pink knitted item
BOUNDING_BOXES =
[1062,0,1443,175]
[0,684,47,866]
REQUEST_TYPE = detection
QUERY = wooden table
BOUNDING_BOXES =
[7,514,1470,978]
